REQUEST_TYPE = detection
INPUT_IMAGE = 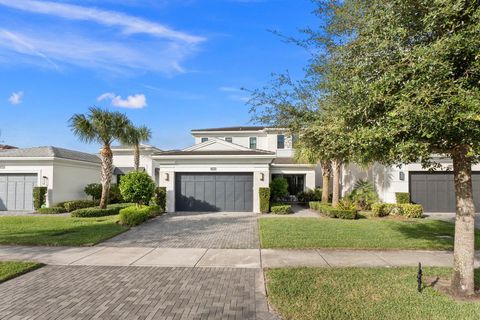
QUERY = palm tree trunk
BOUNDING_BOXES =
[321,161,331,203]
[134,144,140,171]
[451,145,475,296]
[332,160,341,207]
[100,144,113,209]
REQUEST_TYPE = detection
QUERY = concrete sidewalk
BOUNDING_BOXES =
[2,245,480,268]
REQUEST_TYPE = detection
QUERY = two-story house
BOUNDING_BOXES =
[112,126,321,213]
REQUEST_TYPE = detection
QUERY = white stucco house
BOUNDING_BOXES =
[0,147,101,210]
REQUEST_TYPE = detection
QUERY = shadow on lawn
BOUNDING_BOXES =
[391,219,459,249]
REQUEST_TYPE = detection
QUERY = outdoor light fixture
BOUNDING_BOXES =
[399,171,405,181]
[165,173,169,181]
[260,173,265,181]
[42,176,49,186]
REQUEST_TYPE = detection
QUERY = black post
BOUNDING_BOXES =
[417,262,423,293]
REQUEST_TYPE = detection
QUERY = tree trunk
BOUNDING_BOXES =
[134,144,140,171]
[332,160,341,207]
[451,145,475,296]
[100,144,113,209]
[321,161,331,203]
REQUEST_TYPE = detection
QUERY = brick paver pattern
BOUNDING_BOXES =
[103,211,260,249]
[0,265,277,320]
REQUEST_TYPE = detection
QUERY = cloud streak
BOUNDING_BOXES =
[0,0,204,44]
[98,92,147,109]
[8,91,23,105]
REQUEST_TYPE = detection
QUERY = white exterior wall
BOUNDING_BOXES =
[112,153,156,178]
[52,160,100,204]
[193,134,268,150]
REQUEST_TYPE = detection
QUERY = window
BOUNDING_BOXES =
[225,137,233,143]
[277,134,285,149]
[249,137,257,149]
[201,137,208,143]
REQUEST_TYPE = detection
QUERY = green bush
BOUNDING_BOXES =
[84,183,102,200]
[297,188,322,202]
[70,203,134,217]
[395,192,410,204]
[337,199,356,211]
[270,203,292,214]
[119,206,152,226]
[37,207,66,214]
[371,203,388,217]
[347,180,379,210]
[63,200,99,212]
[259,187,271,213]
[33,187,47,210]
[309,202,357,219]
[119,172,156,205]
[147,205,163,217]
[151,187,166,212]
[109,183,124,204]
[400,204,423,218]
[270,177,289,200]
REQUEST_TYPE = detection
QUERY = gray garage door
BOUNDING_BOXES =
[175,173,253,212]
[0,174,38,211]
[410,172,480,212]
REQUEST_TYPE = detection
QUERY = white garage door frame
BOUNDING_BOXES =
[0,170,42,211]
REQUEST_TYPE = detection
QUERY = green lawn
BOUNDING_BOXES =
[266,267,480,320]
[0,215,128,246]
[259,217,480,250]
[0,261,42,283]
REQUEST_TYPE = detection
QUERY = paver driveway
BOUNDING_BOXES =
[0,265,277,320]
[103,211,260,248]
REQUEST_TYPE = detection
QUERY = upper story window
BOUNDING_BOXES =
[249,137,257,149]
[201,137,208,143]
[277,134,285,149]
[225,137,233,143]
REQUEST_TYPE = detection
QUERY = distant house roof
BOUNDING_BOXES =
[154,150,275,156]
[0,144,17,150]
[113,167,145,175]
[0,146,101,164]
[111,144,162,152]
[191,126,268,132]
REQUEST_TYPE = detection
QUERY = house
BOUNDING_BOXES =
[112,126,322,213]
[0,146,101,210]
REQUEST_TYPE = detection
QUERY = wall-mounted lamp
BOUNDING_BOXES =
[42,176,49,186]
[165,173,170,181]
[399,171,405,181]
[260,173,265,181]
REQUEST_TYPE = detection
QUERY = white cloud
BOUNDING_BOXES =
[219,86,242,93]
[97,92,147,109]
[8,91,23,105]
[219,86,249,102]
[0,0,204,44]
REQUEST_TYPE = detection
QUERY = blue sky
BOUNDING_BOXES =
[0,0,315,152]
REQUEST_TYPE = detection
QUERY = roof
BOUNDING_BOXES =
[191,126,267,132]
[111,144,162,152]
[0,146,101,164]
[0,144,17,150]
[154,150,275,156]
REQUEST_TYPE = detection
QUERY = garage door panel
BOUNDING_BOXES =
[0,174,38,211]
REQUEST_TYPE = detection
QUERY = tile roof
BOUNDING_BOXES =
[191,126,267,132]
[155,150,275,156]
[0,146,101,164]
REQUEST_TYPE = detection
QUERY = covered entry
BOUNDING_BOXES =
[175,173,253,212]
[410,172,480,212]
[0,173,38,211]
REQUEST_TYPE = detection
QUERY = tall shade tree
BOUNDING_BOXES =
[70,107,132,208]
[313,0,480,296]
[122,125,152,171]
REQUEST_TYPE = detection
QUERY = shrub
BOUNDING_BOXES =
[109,183,124,204]
[337,199,356,211]
[347,180,379,210]
[395,192,410,204]
[84,183,102,200]
[310,202,357,219]
[33,187,47,210]
[119,206,152,226]
[151,187,167,212]
[37,207,66,214]
[259,187,271,213]
[371,203,388,217]
[400,204,423,218]
[63,200,99,212]
[270,203,292,214]
[147,205,163,217]
[270,177,289,200]
[70,203,134,217]
[297,188,322,202]
[119,172,156,205]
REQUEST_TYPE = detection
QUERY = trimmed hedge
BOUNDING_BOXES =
[37,207,66,214]
[33,187,47,210]
[270,203,292,214]
[371,203,423,218]
[70,203,134,218]
[119,205,159,226]
[309,201,357,219]
[151,187,167,212]
[259,187,271,213]
[61,200,99,212]
[395,192,410,204]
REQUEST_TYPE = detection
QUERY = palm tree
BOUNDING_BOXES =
[122,125,152,171]
[70,107,132,208]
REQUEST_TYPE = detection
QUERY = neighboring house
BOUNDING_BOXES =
[0,144,17,150]
[0,147,101,210]
[113,126,321,213]
[111,144,162,185]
